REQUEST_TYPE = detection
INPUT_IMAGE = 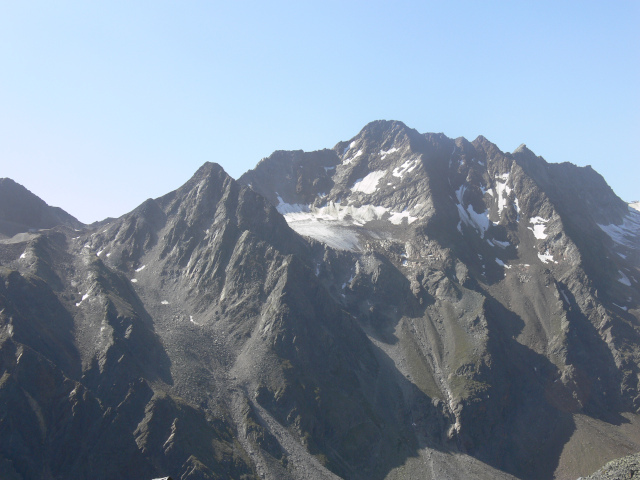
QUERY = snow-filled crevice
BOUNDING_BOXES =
[455,185,490,238]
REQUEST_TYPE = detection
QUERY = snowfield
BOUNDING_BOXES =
[598,207,640,249]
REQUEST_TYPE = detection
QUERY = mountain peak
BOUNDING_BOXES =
[356,119,418,143]
[0,177,83,237]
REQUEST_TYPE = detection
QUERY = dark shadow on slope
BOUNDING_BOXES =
[344,250,579,479]
[474,295,578,480]
[253,256,450,480]
[0,267,82,380]
[559,281,632,422]
[81,258,173,406]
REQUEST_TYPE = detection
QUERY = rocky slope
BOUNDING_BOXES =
[581,452,640,479]
[0,120,639,480]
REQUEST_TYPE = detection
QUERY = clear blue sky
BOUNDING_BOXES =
[1,1,638,223]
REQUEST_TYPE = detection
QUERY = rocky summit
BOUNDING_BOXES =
[0,120,639,480]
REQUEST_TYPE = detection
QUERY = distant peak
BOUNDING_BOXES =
[471,135,503,156]
[194,161,227,176]
[513,143,529,154]
[171,162,232,198]
[358,119,411,138]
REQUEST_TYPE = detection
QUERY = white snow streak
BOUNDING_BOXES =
[618,271,632,286]
[613,303,628,311]
[495,174,512,217]
[351,171,386,194]
[487,238,510,249]
[135,265,146,272]
[75,293,90,307]
[495,258,511,269]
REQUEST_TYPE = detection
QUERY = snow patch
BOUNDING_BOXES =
[618,271,632,286]
[529,217,549,240]
[284,203,388,225]
[388,210,418,225]
[106,252,111,257]
[276,194,309,215]
[75,293,90,307]
[392,158,419,178]
[161,300,169,305]
[495,258,511,269]
[20,252,26,259]
[455,185,490,238]
[598,208,640,249]
[131,279,138,283]
[96,249,104,256]
[344,149,363,165]
[495,174,512,217]
[537,250,556,264]
[286,219,361,251]
[487,238,510,249]
[280,199,422,251]
[135,265,146,272]
[351,171,386,194]
[380,147,398,159]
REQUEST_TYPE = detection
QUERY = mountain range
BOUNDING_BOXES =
[0,120,639,480]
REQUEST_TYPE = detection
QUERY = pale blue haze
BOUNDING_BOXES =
[1,1,638,222]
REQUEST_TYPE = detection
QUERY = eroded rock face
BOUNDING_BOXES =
[0,121,639,480]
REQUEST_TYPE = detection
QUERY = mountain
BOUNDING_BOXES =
[241,120,640,478]
[0,120,639,480]
[0,178,83,238]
